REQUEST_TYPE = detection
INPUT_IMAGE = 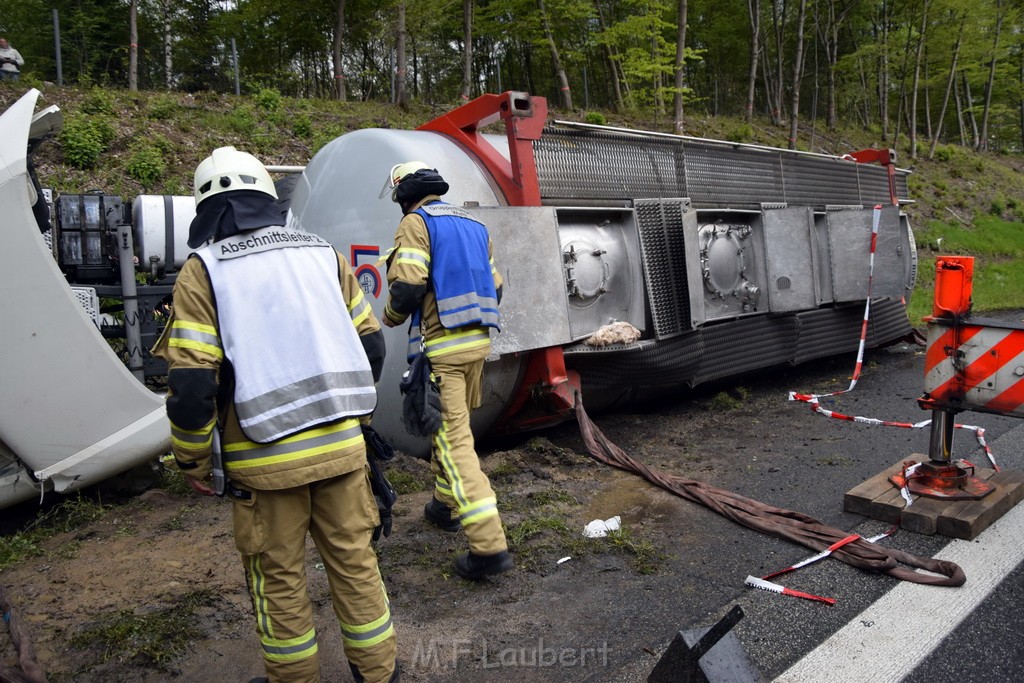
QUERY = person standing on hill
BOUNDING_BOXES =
[0,38,25,81]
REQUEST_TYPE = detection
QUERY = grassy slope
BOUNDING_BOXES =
[3,82,1022,325]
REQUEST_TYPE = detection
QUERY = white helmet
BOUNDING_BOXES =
[379,160,431,201]
[194,146,277,207]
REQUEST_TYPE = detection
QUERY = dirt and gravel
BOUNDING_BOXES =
[2,321,1022,682]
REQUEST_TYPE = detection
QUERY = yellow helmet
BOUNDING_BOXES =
[379,160,431,201]
[194,146,277,207]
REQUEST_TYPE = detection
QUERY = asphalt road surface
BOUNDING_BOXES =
[596,330,1024,683]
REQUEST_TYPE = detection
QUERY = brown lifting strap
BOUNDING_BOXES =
[573,393,966,587]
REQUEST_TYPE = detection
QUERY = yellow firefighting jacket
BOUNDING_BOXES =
[153,248,383,490]
[383,195,502,366]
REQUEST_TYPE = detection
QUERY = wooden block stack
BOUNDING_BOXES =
[844,455,1024,540]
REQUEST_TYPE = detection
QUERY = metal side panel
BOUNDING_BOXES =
[871,206,909,300]
[827,208,875,302]
[682,210,707,328]
[762,207,821,312]
[555,207,647,341]
[470,206,572,354]
[0,91,170,506]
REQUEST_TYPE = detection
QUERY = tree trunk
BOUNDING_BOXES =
[745,0,761,124]
[163,1,173,89]
[821,0,850,130]
[964,72,980,149]
[857,53,872,128]
[924,53,932,141]
[878,1,890,140]
[787,0,808,149]
[1020,48,1024,154]
[672,0,688,133]
[396,3,407,108]
[594,2,625,111]
[129,0,138,91]
[978,0,1005,151]
[928,18,963,159]
[333,0,347,100]
[461,0,473,100]
[954,71,966,146]
[653,33,664,116]
[908,0,930,161]
[538,0,572,109]
[769,0,786,125]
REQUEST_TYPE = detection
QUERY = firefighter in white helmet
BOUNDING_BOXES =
[153,146,399,683]
[381,161,513,580]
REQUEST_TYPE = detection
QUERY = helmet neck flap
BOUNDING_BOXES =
[187,190,286,248]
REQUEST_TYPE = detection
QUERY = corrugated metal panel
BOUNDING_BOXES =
[781,155,862,206]
[694,315,799,384]
[857,166,894,206]
[868,298,913,344]
[569,337,702,392]
[534,129,681,199]
[634,199,692,339]
[793,306,865,364]
[567,299,911,392]
[681,142,784,207]
[535,126,913,208]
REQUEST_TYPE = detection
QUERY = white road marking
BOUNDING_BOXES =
[775,423,1024,683]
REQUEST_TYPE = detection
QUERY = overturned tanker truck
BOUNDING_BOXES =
[0,89,917,511]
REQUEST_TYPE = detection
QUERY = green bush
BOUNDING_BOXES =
[150,133,173,154]
[61,116,108,168]
[934,144,956,162]
[584,111,606,125]
[292,113,313,139]
[228,106,257,135]
[81,87,116,115]
[148,96,178,121]
[126,146,166,188]
[990,196,1005,216]
[726,123,754,143]
[91,116,117,146]
[254,87,283,112]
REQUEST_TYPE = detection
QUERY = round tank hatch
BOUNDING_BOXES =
[563,240,610,308]
[700,225,746,297]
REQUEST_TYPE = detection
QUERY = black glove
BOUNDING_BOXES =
[362,424,396,462]
[363,426,398,542]
[399,353,442,441]
[372,499,393,542]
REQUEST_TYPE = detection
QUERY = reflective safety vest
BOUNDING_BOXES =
[196,225,376,444]
[414,202,500,331]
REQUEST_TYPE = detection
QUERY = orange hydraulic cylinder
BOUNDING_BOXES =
[932,256,974,318]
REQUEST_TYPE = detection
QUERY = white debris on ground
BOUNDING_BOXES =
[583,516,621,538]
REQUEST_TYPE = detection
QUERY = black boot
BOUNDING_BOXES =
[454,550,514,580]
[424,498,460,533]
[350,660,401,682]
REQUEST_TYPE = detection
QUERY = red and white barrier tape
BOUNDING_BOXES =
[749,532,893,604]
[745,575,836,605]
[762,533,862,580]
[787,204,999,472]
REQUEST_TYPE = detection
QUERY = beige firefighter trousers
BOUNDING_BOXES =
[231,464,397,683]
[429,358,508,555]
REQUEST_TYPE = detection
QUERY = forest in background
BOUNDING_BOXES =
[3,0,1024,158]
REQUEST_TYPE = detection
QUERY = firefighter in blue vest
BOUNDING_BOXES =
[153,147,399,683]
[381,161,513,580]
